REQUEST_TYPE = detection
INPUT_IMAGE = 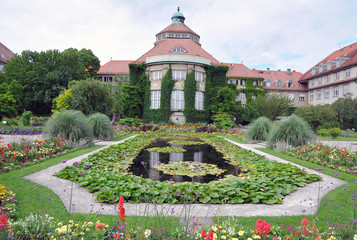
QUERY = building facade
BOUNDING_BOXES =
[299,42,357,105]
[0,42,14,73]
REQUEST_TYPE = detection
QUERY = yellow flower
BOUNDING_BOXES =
[57,222,63,226]
[238,230,245,236]
[75,224,79,227]
[253,234,261,239]
[247,238,253,240]
[232,238,238,240]
[86,228,90,231]
[222,230,226,233]
[69,220,74,223]
[213,233,217,239]
[221,236,227,239]
[106,224,109,228]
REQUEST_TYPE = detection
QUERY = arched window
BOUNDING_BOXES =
[275,80,282,88]
[170,48,186,53]
[265,80,271,87]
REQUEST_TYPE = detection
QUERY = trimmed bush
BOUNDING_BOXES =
[22,111,32,126]
[88,113,114,140]
[245,116,272,141]
[45,110,93,145]
[118,118,142,127]
[268,114,315,149]
[212,112,236,129]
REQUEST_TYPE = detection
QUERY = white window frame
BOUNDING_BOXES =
[241,80,246,86]
[335,72,340,81]
[252,93,257,99]
[150,90,161,109]
[345,69,351,78]
[343,84,349,95]
[288,93,295,100]
[326,75,331,83]
[195,71,205,82]
[299,94,305,101]
[150,71,162,80]
[240,92,246,99]
[265,80,271,87]
[171,90,184,110]
[333,87,339,97]
[324,89,330,98]
[309,91,314,100]
[316,90,321,99]
[195,92,204,110]
[172,70,186,80]
[276,80,282,88]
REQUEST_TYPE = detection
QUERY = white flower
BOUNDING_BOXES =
[144,229,151,238]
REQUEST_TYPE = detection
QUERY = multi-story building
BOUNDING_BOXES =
[299,42,357,105]
[0,42,14,73]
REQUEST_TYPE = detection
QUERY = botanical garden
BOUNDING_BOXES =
[0,48,356,239]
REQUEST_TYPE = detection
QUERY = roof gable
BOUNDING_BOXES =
[0,42,15,64]
[97,60,132,75]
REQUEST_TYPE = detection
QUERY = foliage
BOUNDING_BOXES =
[210,85,237,116]
[294,104,339,130]
[235,101,259,125]
[56,133,320,204]
[45,110,93,145]
[184,71,209,123]
[3,48,99,115]
[0,184,17,218]
[332,95,357,130]
[317,127,343,139]
[118,118,143,127]
[52,88,72,113]
[154,161,225,177]
[284,143,357,175]
[254,93,293,121]
[268,114,315,149]
[212,112,236,129]
[0,92,17,117]
[88,113,114,140]
[168,140,205,145]
[70,78,113,115]
[245,116,272,141]
[21,111,32,126]
[146,147,186,153]
[159,68,175,122]
[0,137,70,173]
[119,84,143,118]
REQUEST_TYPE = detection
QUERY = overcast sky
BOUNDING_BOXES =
[1,0,357,73]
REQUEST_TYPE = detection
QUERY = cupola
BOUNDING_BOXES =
[171,7,185,23]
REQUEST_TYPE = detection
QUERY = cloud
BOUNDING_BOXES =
[1,0,357,73]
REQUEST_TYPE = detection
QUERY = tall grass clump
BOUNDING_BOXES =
[45,110,93,146]
[88,113,114,140]
[268,114,315,150]
[244,116,272,141]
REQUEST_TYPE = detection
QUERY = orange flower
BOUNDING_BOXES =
[13,153,16,159]
[95,222,104,230]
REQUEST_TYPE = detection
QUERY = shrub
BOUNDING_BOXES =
[88,113,114,140]
[245,116,272,141]
[45,110,93,145]
[268,114,315,149]
[327,127,343,138]
[118,118,142,127]
[21,111,32,126]
[316,128,330,137]
[212,112,236,129]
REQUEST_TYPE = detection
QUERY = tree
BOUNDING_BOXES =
[253,93,293,121]
[235,101,259,125]
[119,84,143,118]
[70,78,113,116]
[3,48,100,115]
[210,85,237,115]
[52,88,72,113]
[78,48,100,77]
[332,95,357,129]
[294,104,338,130]
[0,92,17,118]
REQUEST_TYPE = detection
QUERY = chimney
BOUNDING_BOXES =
[267,68,270,74]
[287,69,291,75]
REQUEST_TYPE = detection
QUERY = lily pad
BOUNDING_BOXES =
[154,161,226,177]
[168,140,204,145]
[146,147,186,153]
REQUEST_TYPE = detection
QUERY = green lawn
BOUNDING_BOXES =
[317,135,357,141]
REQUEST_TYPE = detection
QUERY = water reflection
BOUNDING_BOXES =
[129,138,241,183]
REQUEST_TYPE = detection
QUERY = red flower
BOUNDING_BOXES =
[314,149,317,152]
[0,215,7,230]
[113,233,120,240]
[272,238,279,240]
[117,196,126,222]
[201,230,207,238]
[95,222,104,230]
[301,218,309,226]
[325,150,329,153]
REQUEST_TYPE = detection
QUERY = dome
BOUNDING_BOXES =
[171,7,185,23]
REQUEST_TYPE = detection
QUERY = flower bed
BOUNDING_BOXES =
[0,137,71,172]
[284,143,357,175]
[0,184,17,219]
[56,133,320,204]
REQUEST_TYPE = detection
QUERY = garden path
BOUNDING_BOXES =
[0,134,43,144]
[24,136,346,224]
[321,140,357,152]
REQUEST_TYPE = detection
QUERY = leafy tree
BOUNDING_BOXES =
[119,84,143,118]
[253,93,293,121]
[3,48,100,115]
[235,101,259,125]
[294,104,338,130]
[52,88,72,113]
[210,85,237,115]
[70,78,113,116]
[78,48,100,77]
[0,92,17,117]
[332,95,357,129]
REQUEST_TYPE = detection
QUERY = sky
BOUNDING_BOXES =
[1,0,357,73]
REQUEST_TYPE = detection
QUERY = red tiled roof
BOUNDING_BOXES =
[97,60,132,75]
[224,62,305,91]
[156,23,198,37]
[0,42,15,64]
[300,42,357,82]
[134,38,221,65]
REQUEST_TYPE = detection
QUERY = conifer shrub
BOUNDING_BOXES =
[88,113,114,140]
[21,111,32,126]
[45,110,93,145]
[244,116,272,141]
[268,114,315,149]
